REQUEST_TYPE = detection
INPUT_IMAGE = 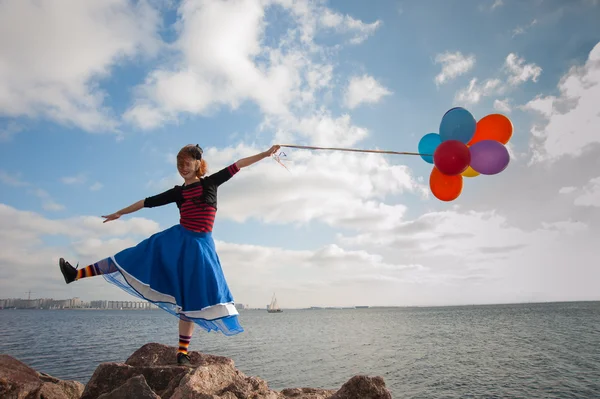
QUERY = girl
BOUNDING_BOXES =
[58,143,280,365]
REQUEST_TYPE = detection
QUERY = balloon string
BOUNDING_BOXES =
[271,151,291,172]
[279,144,431,157]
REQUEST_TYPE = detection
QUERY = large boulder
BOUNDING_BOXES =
[330,375,392,399]
[0,354,84,399]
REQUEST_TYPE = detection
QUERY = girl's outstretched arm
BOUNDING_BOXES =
[102,199,145,223]
[235,145,280,169]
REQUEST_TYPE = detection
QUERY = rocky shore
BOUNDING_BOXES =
[1,343,392,398]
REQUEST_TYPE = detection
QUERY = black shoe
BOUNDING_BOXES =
[59,258,78,284]
[177,352,191,366]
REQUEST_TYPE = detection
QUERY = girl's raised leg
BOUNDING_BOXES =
[59,257,118,284]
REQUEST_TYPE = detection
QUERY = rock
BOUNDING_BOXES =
[0,355,84,399]
[4,343,392,399]
[0,354,41,399]
[97,375,160,399]
[126,342,235,368]
[39,373,84,399]
[80,363,187,399]
[330,375,392,399]
[168,362,277,399]
[38,382,73,399]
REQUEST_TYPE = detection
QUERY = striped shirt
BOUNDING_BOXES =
[143,163,240,232]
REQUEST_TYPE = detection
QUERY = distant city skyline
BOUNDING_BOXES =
[2,295,597,312]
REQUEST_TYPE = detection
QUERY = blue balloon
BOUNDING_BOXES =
[439,107,476,143]
[418,133,441,164]
[442,107,461,118]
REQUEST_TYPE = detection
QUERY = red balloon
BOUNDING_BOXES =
[433,140,471,176]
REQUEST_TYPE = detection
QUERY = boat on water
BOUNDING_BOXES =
[267,293,282,313]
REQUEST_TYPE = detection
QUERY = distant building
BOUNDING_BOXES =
[90,300,108,309]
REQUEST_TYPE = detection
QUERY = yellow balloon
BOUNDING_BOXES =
[462,166,480,178]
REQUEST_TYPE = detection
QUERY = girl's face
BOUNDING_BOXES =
[177,157,197,179]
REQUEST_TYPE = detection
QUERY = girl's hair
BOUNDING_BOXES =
[177,144,208,178]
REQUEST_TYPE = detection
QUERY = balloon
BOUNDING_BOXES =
[469,114,513,145]
[433,140,471,176]
[442,107,461,118]
[469,140,510,175]
[418,133,442,164]
[430,167,463,201]
[462,166,480,178]
[439,107,476,143]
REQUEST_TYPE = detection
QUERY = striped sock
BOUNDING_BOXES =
[178,334,191,355]
[75,263,102,280]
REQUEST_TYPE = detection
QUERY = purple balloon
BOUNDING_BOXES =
[469,140,510,175]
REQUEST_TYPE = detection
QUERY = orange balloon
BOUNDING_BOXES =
[430,167,463,201]
[468,114,513,145]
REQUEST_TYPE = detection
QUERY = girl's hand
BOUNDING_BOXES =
[102,213,121,223]
[265,145,281,157]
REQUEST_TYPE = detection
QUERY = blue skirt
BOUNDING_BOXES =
[99,224,243,336]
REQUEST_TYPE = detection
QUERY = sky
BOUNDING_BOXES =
[1,0,599,309]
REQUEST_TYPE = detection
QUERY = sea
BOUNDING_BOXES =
[1,301,599,398]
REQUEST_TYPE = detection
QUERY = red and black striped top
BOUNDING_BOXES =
[143,163,240,232]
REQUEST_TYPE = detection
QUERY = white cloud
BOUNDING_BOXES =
[493,98,512,113]
[559,186,577,194]
[217,241,426,307]
[512,19,537,37]
[90,182,104,191]
[454,53,541,105]
[523,41,600,163]
[541,219,589,235]
[0,0,162,132]
[504,53,542,85]
[331,208,599,305]
[521,95,554,118]
[42,201,65,212]
[32,189,65,212]
[318,7,381,44]
[455,78,502,104]
[492,0,504,9]
[271,109,370,147]
[574,177,600,207]
[478,0,504,12]
[124,0,380,130]
[334,209,599,304]
[434,51,476,85]
[0,204,160,242]
[0,170,28,187]
[61,174,87,185]
[343,75,392,109]
[338,210,547,256]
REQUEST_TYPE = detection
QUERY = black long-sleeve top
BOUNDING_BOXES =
[143,163,240,232]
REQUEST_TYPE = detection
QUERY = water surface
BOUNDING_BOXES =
[1,302,599,398]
